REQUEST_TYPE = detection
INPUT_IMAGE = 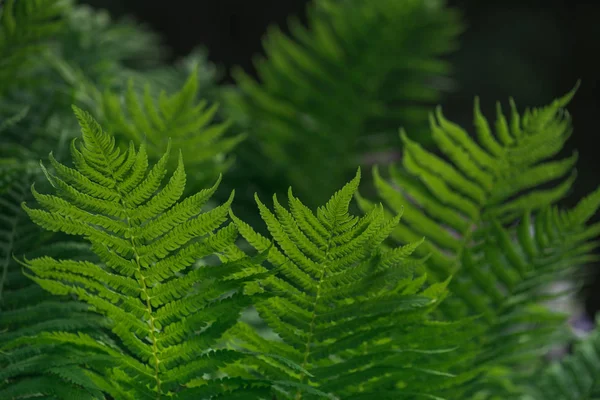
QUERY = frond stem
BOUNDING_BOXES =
[94,139,164,399]
[295,229,335,399]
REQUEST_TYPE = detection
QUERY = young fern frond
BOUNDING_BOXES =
[225,0,462,208]
[88,68,244,188]
[228,170,474,399]
[20,107,270,399]
[359,89,600,395]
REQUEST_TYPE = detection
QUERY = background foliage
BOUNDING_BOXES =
[82,0,600,316]
[1,0,600,399]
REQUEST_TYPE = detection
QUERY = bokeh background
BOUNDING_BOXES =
[79,0,600,317]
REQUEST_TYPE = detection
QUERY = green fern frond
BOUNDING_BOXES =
[519,317,600,400]
[360,89,600,394]
[0,0,67,95]
[229,169,474,399]
[225,0,462,207]
[20,107,269,398]
[0,173,110,399]
[58,4,167,78]
[359,87,582,299]
[83,68,244,188]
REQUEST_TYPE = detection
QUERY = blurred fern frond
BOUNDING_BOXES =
[225,0,462,208]
[0,0,68,95]
[520,317,600,400]
[360,88,600,396]
[76,67,244,190]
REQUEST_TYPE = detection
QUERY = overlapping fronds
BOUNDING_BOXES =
[0,0,204,170]
[0,0,67,95]
[359,89,600,394]
[519,317,600,400]
[0,173,110,399]
[225,0,462,207]
[86,68,244,189]
[228,169,474,399]
[19,107,270,399]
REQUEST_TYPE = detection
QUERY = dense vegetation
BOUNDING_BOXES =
[1,0,599,399]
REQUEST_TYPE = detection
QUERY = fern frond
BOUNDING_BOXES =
[21,107,269,398]
[225,0,462,207]
[519,317,600,400]
[0,0,67,95]
[360,89,600,394]
[81,68,244,189]
[0,172,111,399]
[229,169,474,399]
[58,4,167,78]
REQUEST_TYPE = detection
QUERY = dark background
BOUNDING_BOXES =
[81,0,600,317]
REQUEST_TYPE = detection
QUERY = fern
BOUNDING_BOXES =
[359,89,600,395]
[228,169,475,399]
[3,1,600,398]
[0,109,38,191]
[18,107,272,399]
[0,0,67,95]
[83,68,244,189]
[518,317,600,400]
[0,173,110,399]
[0,0,204,168]
[225,0,462,207]
[57,3,167,82]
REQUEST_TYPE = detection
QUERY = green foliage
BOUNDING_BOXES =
[86,68,243,188]
[56,3,167,81]
[17,108,270,399]
[359,91,600,396]
[2,0,600,399]
[0,0,67,95]
[228,170,475,399]
[0,174,110,399]
[225,0,462,208]
[520,317,600,400]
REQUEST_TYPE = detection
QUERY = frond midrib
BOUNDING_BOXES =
[295,209,339,400]
[91,137,163,398]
